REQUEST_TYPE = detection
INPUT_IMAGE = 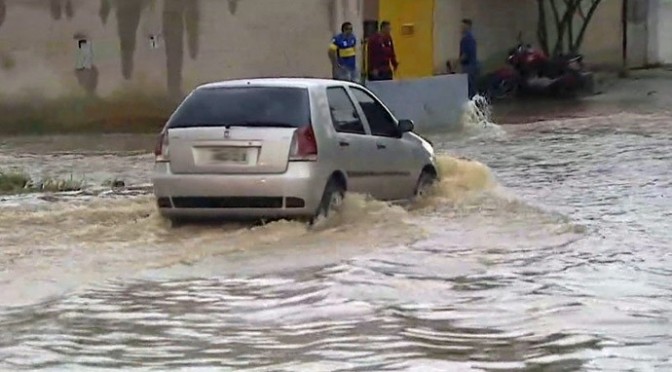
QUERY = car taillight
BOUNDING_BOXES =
[289,125,318,161]
[154,130,169,162]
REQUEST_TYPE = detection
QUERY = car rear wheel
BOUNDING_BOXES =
[311,178,345,225]
[415,170,438,199]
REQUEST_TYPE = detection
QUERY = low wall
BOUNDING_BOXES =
[366,74,468,133]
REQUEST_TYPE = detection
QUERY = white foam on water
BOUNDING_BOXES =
[458,94,507,139]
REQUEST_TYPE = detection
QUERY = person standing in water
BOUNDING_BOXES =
[459,18,480,99]
[329,22,359,82]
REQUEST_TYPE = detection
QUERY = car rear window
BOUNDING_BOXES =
[167,86,311,128]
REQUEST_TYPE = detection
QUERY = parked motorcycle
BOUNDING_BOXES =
[482,39,592,100]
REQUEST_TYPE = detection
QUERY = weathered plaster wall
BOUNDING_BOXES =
[0,0,355,133]
[0,0,336,101]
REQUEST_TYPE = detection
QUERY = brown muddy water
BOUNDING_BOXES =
[0,103,671,371]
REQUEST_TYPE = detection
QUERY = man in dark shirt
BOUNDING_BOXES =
[459,19,480,99]
[366,21,399,81]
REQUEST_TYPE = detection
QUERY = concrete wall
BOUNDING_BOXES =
[366,74,468,132]
[658,0,672,64]
[626,0,649,68]
[576,0,623,68]
[0,0,345,101]
[647,0,672,65]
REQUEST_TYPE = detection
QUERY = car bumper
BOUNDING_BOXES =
[152,162,328,220]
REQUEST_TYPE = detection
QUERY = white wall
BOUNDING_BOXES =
[656,0,672,64]
[432,0,461,74]
[645,0,672,66]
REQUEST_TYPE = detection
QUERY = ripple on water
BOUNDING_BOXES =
[1,111,672,370]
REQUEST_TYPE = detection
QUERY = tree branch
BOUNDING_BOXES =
[537,0,550,54]
[551,0,572,56]
[572,0,602,53]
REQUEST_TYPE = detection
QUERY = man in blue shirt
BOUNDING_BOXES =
[459,19,480,99]
[329,22,358,82]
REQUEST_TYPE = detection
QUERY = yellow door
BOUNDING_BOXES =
[378,0,435,79]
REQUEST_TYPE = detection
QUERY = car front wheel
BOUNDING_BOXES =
[414,170,438,199]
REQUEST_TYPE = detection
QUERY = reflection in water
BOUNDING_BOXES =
[116,0,147,80]
[163,0,200,99]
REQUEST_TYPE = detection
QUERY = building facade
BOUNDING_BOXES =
[365,0,624,79]
[0,0,660,118]
[0,0,347,101]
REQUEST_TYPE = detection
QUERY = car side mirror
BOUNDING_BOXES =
[398,119,414,134]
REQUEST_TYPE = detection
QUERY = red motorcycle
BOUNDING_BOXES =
[483,39,591,100]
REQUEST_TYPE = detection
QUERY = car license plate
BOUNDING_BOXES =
[210,148,248,163]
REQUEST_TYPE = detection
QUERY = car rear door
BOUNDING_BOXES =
[325,86,373,195]
[347,86,416,200]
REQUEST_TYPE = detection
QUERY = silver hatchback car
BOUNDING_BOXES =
[152,78,439,225]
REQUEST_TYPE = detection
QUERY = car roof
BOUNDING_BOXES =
[197,77,361,90]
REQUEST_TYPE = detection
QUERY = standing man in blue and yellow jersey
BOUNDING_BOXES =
[329,22,358,82]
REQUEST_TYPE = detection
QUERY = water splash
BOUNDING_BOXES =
[458,95,506,138]
[466,94,493,126]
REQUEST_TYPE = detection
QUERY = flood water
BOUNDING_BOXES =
[0,103,670,371]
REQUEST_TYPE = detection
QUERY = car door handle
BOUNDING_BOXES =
[339,141,350,147]
[376,143,386,149]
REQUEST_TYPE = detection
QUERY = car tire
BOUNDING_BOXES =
[414,170,438,199]
[311,178,345,225]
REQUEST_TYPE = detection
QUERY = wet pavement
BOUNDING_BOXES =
[0,98,671,370]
